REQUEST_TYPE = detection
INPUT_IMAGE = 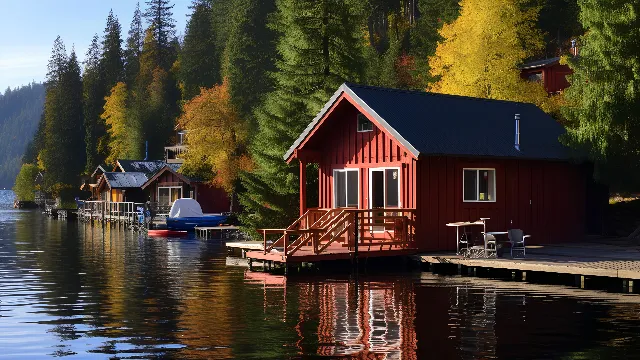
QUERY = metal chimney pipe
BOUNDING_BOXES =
[144,140,148,161]
[515,114,521,151]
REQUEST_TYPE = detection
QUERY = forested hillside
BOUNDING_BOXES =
[20,0,639,233]
[0,84,45,188]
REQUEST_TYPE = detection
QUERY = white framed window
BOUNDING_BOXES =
[357,114,373,132]
[158,186,183,206]
[463,169,496,202]
[333,169,359,208]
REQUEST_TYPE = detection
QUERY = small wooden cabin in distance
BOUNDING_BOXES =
[285,83,598,252]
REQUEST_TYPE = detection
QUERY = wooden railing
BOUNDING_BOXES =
[260,208,416,257]
[80,200,145,224]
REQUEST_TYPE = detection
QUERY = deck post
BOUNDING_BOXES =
[299,159,307,217]
[354,211,359,267]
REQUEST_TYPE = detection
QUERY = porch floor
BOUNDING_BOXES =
[246,242,417,264]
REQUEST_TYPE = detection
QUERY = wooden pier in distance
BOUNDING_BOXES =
[195,225,239,239]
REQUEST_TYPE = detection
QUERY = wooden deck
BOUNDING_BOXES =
[246,245,417,264]
[252,207,417,266]
[421,240,640,280]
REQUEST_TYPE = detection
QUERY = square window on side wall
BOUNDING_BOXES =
[357,114,373,132]
[463,169,496,202]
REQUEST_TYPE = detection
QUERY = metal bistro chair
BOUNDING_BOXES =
[484,234,497,258]
[459,230,473,257]
[507,229,530,258]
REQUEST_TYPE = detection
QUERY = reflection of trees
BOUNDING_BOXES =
[9,213,640,359]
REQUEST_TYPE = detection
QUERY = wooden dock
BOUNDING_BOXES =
[247,245,416,264]
[420,240,640,292]
[194,225,239,239]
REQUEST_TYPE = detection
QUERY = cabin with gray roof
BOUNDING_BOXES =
[283,83,602,252]
[87,160,234,213]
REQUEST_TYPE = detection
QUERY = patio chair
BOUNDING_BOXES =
[484,234,497,258]
[507,229,530,258]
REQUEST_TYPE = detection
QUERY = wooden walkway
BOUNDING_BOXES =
[421,240,640,280]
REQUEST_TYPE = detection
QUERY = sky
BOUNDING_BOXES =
[0,0,191,90]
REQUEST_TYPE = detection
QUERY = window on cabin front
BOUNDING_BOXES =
[463,169,496,202]
[528,72,543,82]
[158,186,182,206]
[357,114,373,132]
[334,169,358,208]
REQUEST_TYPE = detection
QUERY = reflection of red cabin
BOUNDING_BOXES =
[284,83,600,252]
[520,57,572,94]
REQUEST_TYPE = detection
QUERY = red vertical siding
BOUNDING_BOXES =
[415,156,587,251]
[308,102,417,210]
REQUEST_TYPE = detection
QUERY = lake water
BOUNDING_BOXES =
[1,189,640,359]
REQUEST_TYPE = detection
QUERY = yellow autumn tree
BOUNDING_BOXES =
[178,79,251,193]
[428,0,555,111]
[101,82,130,165]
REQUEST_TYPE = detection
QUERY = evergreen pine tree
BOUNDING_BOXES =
[42,42,86,189]
[129,27,180,160]
[125,3,144,86]
[82,34,106,172]
[239,0,366,233]
[101,10,124,89]
[23,112,46,165]
[179,0,218,100]
[222,0,277,123]
[143,0,177,70]
[562,0,640,189]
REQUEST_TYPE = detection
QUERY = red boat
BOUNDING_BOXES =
[147,229,188,238]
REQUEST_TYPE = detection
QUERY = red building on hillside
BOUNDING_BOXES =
[520,57,573,94]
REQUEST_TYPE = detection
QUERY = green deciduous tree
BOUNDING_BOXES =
[562,0,640,189]
[102,82,135,165]
[240,0,366,234]
[13,163,40,201]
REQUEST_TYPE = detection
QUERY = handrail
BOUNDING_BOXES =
[261,208,417,257]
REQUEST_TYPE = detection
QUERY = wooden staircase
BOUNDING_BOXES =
[259,208,416,259]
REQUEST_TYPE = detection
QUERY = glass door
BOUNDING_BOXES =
[369,168,400,231]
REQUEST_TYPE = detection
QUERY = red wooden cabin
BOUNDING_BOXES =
[520,57,572,94]
[141,164,233,214]
[253,83,598,261]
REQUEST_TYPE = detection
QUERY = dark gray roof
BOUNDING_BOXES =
[90,164,109,178]
[104,172,148,189]
[117,160,166,176]
[520,57,560,70]
[285,83,570,161]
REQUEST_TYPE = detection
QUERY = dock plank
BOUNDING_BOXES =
[421,242,640,280]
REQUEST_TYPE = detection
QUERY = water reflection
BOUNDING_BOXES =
[1,210,640,359]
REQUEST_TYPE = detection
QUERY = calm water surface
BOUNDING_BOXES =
[1,190,640,359]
